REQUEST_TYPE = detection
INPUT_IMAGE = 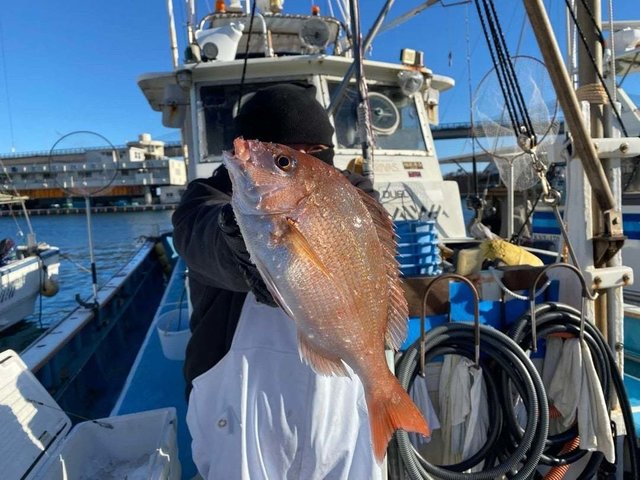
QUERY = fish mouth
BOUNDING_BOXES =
[223,138,284,214]
[222,138,251,184]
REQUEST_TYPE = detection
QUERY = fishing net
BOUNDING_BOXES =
[47,131,120,198]
[472,56,560,192]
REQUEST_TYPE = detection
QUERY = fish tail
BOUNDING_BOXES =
[367,381,430,463]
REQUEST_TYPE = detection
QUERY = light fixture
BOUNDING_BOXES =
[300,18,330,52]
[202,42,219,60]
[176,69,192,89]
[397,70,424,97]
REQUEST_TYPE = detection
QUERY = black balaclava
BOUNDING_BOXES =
[233,83,335,165]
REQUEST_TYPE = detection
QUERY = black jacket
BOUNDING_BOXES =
[172,166,376,395]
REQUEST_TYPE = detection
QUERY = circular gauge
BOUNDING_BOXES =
[368,92,400,135]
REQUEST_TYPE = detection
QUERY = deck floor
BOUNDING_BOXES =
[110,259,640,480]
[112,259,196,479]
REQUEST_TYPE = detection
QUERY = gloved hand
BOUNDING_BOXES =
[341,170,380,202]
[218,204,278,307]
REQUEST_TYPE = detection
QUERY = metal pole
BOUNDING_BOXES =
[523,0,621,236]
[84,196,99,306]
[576,0,608,342]
[166,0,180,69]
[348,0,374,180]
[327,0,395,117]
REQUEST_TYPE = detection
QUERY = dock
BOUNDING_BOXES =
[0,203,177,217]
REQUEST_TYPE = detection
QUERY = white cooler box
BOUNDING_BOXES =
[0,349,181,480]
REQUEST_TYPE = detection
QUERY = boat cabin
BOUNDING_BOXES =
[138,10,469,241]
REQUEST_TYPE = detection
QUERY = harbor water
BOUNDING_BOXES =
[0,210,174,351]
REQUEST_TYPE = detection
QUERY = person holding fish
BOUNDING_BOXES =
[173,83,428,480]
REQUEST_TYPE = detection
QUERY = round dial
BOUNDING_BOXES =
[368,92,400,135]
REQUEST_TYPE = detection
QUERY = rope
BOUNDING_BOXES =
[575,83,609,105]
[487,266,553,301]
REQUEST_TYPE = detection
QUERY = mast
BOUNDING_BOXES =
[523,1,625,353]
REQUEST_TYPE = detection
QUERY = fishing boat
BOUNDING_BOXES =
[0,193,60,333]
[3,1,640,479]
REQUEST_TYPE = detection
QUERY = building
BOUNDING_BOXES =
[0,134,186,209]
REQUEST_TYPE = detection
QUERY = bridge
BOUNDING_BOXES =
[431,121,564,140]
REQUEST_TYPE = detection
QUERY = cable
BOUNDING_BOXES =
[473,0,537,146]
[509,302,640,477]
[237,0,258,104]
[563,0,629,137]
[393,323,548,479]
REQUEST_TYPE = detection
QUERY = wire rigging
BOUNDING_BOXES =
[237,0,258,105]
[473,0,537,148]
[563,0,628,137]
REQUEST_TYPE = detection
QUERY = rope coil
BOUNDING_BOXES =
[575,83,609,105]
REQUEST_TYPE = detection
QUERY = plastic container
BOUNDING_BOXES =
[394,220,442,277]
[157,308,190,361]
[35,408,181,480]
[0,350,181,480]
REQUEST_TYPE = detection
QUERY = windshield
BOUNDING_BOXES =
[199,81,288,160]
[200,80,428,160]
[329,82,426,151]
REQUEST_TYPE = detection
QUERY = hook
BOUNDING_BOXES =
[529,263,596,351]
[420,273,481,376]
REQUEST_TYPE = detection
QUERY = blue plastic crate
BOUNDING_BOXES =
[394,220,441,277]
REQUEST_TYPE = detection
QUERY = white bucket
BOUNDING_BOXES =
[156,309,191,361]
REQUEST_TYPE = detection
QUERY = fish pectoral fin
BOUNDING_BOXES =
[284,217,332,277]
[297,332,350,377]
[251,255,297,319]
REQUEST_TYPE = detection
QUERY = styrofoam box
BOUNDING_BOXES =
[0,350,181,480]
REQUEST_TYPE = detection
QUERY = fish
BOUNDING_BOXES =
[223,138,429,462]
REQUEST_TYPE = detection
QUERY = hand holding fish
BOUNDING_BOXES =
[223,138,430,462]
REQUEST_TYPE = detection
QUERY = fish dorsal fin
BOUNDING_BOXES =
[356,189,409,351]
[285,217,332,277]
[297,331,350,377]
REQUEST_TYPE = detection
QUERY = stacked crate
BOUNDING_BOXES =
[394,220,442,277]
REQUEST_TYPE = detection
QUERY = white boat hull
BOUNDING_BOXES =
[0,247,60,332]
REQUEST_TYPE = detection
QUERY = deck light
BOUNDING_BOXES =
[176,69,192,89]
[300,18,330,52]
[397,70,424,97]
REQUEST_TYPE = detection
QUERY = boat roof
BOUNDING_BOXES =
[138,55,455,112]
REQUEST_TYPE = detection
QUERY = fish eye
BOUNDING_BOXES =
[275,155,294,171]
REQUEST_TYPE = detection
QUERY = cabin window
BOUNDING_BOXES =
[329,83,427,151]
[622,157,640,193]
[199,81,301,160]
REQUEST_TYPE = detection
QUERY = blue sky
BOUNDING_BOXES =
[0,1,637,155]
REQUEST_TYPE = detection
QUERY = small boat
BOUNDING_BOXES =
[0,193,60,333]
[2,2,639,479]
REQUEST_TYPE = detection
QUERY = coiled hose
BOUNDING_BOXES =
[509,302,640,479]
[393,323,549,480]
